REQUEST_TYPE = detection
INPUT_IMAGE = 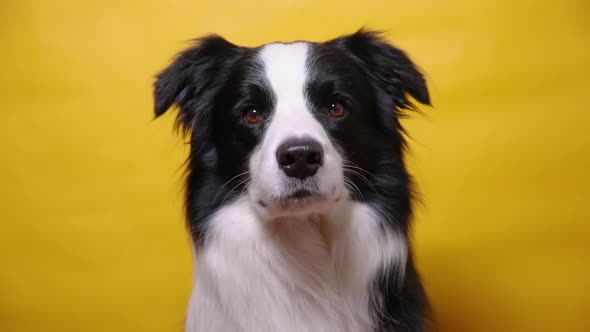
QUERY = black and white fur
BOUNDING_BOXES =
[154,29,431,332]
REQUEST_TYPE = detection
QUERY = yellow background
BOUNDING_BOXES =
[1,0,589,331]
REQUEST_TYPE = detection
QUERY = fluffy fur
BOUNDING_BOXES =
[154,29,431,332]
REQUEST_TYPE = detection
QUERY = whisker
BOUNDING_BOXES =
[219,177,251,206]
[212,171,250,203]
[342,162,377,179]
[343,177,364,201]
[343,168,377,193]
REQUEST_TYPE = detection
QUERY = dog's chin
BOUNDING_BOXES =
[251,189,342,221]
[277,190,326,209]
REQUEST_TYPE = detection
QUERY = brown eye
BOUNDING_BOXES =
[244,109,263,124]
[327,103,347,118]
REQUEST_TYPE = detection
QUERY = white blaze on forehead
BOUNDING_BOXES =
[257,42,326,141]
[259,42,309,113]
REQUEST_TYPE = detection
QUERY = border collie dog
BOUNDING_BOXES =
[154,29,431,332]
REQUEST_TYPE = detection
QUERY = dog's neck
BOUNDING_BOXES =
[186,197,406,332]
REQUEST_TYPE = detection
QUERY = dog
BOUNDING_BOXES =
[153,29,431,332]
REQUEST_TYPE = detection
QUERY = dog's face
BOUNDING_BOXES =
[154,30,429,226]
[247,42,347,219]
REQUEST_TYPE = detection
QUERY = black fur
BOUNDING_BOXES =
[154,36,273,243]
[320,29,431,331]
[154,29,431,331]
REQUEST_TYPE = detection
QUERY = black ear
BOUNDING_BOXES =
[153,35,242,130]
[328,29,430,109]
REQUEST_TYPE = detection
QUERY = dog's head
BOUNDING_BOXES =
[154,29,429,230]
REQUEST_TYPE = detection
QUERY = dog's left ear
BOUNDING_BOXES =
[153,35,242,132]
[328,29,430,110]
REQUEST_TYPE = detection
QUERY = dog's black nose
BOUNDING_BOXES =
[276,138,324,179]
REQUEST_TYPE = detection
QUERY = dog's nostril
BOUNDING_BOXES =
[307,151,322,165]
[278,152,296,167]
[276,138,324,179]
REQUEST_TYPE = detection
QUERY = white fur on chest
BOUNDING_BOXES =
[185,197,406,332]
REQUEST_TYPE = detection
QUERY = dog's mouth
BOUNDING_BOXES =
[277,190,325,208]
[255,189,328,212]
[252,180,343,219]
[286,189,316,200]
[258,189,340,214]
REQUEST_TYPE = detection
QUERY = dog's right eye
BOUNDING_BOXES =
[244,109,263,124]
[324,102,348,119]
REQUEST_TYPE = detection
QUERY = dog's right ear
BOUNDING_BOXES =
[153,35,242,131]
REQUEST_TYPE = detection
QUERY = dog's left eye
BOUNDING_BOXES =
[325,103,347,118]
[244,109,263,124]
